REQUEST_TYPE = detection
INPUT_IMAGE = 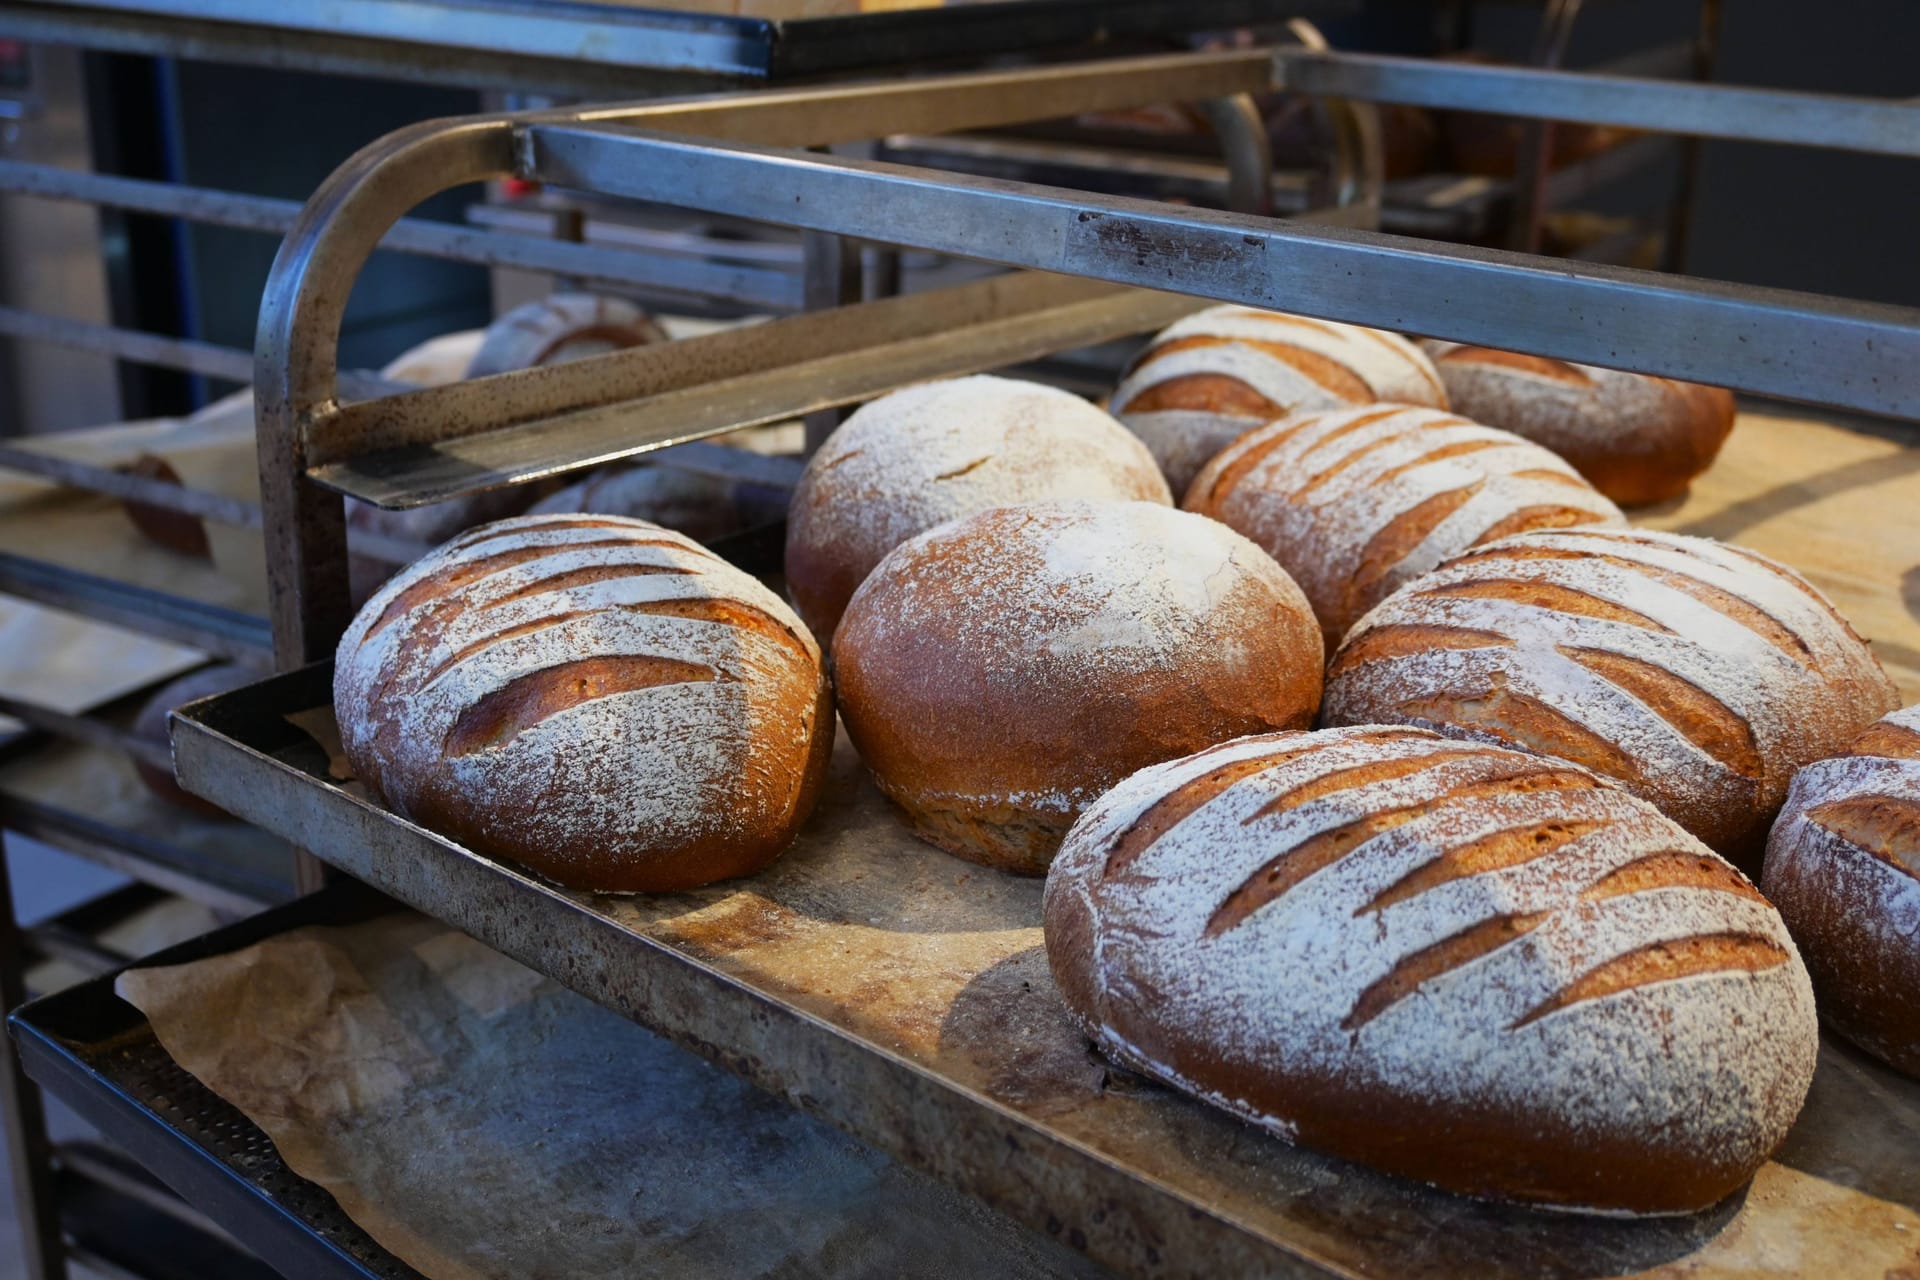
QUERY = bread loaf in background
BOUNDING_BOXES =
[1044,725,1818,1214]
[784,375,1170,645]
[131,664,257,814]
[1763,704,1920,1077]
[1421,341,1735,506]
[1184,404,1624,644]
[465,293,667,378]
[335,514,831,893]
[1110,306,1448,495]
[833,499,1322,874]
[1323,527,1901,869]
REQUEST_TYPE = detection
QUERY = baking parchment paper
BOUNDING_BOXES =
[115,911,1108,1280]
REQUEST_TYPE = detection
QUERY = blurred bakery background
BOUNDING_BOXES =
[0,0,1911,1277]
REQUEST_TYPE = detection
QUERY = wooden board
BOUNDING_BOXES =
[1638,409,1920,702]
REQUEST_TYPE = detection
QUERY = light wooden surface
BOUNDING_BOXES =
[1638,409,1920,703]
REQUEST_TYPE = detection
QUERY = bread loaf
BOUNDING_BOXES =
[1184,404,1624,644]
[132,664,255,814]
[1422,342,1735,506]
[1323,528,1900,868]
[1762,705,1920,1076]
[531,465,749,546]
[1110,306,1447,495]
[784,375,1170,644]
[465,293,667,378]
[834,499,1322,874]
[1044,725,1817,1214]
[335,514,831,892]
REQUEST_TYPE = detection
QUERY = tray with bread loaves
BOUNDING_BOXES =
[167,397,1920,1280]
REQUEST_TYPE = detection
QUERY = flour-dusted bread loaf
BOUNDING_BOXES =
[531,465,748,546]
[132,664,256,814]
[834,499,1322,874]
[1184,404,1624,644]
[1044,725,1818,1214]
[1110,306,1447,495]
[784,375,1170,644]
[1323,528,1900,869]
[335,514,832,893]
[1763,705,1920,1076]
[1422,342,1735,506]
[465,292,668,378]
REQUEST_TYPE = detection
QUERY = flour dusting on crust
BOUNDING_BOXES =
[1045,726,1819,1212]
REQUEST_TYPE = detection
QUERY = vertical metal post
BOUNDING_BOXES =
[1663,0,1725,273]
[1507,0,1585,254]
[0,834,68,1280]
[800,228,861,454]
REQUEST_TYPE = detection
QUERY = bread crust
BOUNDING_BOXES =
[1762,705,1920,1076]
[335,514,832,892]
[833,500,1323,874]
[1324,527,1900,869]
[1044,726,1819,1214]
[1185,403,1624,644]
[1423,342,1735,506]
[1112,306,1447,494]
[784,375,1170,646]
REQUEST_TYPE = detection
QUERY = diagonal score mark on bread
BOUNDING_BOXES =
[366,538,645,637]
[1556,646,1764,779]
[1326,624,1512,680]
[1416,576,1671,632]
[478,559,701,610]
[1362,436,1508,489]
[1205,762,1601,936]
[419,597,813,689]
[442,654,727,757]
[1580,850,1767,903]
[1398,688,1645,783]
[1344,912,1551,1030]
[1346,483,1485,610]
[1360,818,1611,915]
[1510,934,1789,1029]
[1804,794,1920,874]
[1102,729,1437,878]
[1122,335,1373,403]
[1847,720,1920,760]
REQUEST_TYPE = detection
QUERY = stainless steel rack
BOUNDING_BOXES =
[94,39,1920,1280]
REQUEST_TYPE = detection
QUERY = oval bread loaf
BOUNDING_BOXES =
[1322,528,1900,868]
[784,375,1170,645]
[1044,725,1818,1214]
[465,292,667,378]
[1762,704,1920,1077]
[1422,341,1735,506]
[1184,404,1625,643]
[1110,305,1447,495]
[335,514,832,893]
[833,499,1322,874]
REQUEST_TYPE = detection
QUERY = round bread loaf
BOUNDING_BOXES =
[335,514,831,893]
[1421,341,1735,506]
[834,499,1322,874]
[784,375,1170,644]
[1110,305,1447,495]
[465,292,667,378]
[1044,725,1818,1214]
[1184,404,1625,644]
[1762,705,1920,1077]
[531,465,747,546]
[1323,527,1901,869]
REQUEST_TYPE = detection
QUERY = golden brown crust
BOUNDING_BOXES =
[834,501,1322,873]
[1426,344,1736,506]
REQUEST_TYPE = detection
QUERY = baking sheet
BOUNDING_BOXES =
[114,909,1107,1280]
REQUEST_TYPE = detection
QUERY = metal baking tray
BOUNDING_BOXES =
[169,666,1920,1280]
[8,882,421,1280]
[1,0,1354,87]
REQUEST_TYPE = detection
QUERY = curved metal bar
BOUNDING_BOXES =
[253,115,518,667]
[1285,19,1384,225]
[1196,94,1273,216]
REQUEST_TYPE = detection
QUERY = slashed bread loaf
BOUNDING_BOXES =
[1184,404,1624,644]
[1044,725,1818,1214]
[833,499,1322,874]
[465,292,668,378]
[1322,528,1900,868]
[1422,341,1735,506]
[336,514,831,892]
[1763,704,1920,1077]
[1110,306,1447,495]
[785,375,1170,645]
